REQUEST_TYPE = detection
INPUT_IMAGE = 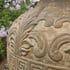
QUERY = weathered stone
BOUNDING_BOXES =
[7,0,70,70]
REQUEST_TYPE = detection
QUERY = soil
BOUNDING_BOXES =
[0,58,7,70]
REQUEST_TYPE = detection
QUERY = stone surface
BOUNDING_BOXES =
[7,0,70,70]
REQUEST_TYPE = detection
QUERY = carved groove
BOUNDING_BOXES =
[8,28,17,48]
[48,34,70,62]
[45,17,54,27]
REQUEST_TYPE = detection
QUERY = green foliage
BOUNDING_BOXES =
[0,0,30,60]
[0,4,26,28]
[0,37,6,60]
[26,0,30,5]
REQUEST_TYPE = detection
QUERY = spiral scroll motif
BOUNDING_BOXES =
[54,17,70,28]
[48,34,70,62]
[29,32,48,58]
[21,31,48,58]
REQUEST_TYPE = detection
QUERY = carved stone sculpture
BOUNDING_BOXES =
[7,0,70,70]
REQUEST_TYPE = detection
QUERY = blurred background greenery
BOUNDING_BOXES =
[0,0,30,61]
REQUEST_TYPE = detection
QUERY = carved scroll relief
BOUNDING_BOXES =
[20,31,48,58]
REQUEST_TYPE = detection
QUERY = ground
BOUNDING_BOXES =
[0,59,7,70]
